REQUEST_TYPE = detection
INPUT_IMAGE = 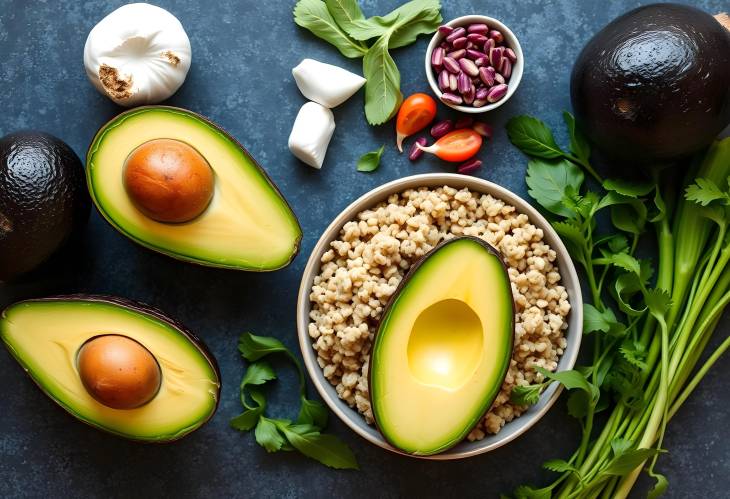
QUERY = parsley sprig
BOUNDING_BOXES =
[230,333,358,470]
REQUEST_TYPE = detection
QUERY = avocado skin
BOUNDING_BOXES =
[571,3,730,165]
[1,294,221,443]
[0,132,90,280]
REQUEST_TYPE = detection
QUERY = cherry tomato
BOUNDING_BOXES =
[395,93,437,152]
[417,129,483,162]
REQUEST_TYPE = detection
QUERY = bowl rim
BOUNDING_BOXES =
[296,173,582,460]
[424,14,524,114]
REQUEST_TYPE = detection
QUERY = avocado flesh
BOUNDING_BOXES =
[87,107,301,271]
[371,237,513,455]
[0,297,220,441]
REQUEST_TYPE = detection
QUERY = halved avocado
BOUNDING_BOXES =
[0,295,220,442]
[86,106,302,271]
[370,237,514,455]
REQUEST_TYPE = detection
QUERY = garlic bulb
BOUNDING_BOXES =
[83,3,191,107]
[292,59,366,108]
[288,102,336,169]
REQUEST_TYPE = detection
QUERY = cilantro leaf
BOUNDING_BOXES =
[357,145,385,172]
[643,288,672,319]
[238,332,291,361]
[298,397,329,428]
[507,116,565,159]
[510,384,543,406]
[255,417,287,452]
[280,424,359,469]
[685,178,729,206]
[619,340,648,370]
[242,361,277,387]
[543,458,578,474]
[526,159,585,217]
[231,408,264,431]
[567,390,589,419]
[583,304,618,334]
[535,367,599,401]
[606,252,642,276]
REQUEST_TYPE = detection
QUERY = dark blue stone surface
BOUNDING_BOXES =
[0,1,728,497]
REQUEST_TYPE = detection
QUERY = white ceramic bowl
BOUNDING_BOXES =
[424,15,524,113]
[296,174,582,459]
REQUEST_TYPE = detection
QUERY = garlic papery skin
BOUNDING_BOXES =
[288,102,336,169]
[83,3,192,107]
[292,59,366,108]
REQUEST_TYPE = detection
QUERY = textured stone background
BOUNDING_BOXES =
[0,1,728,497]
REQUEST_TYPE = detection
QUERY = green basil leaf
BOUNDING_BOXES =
[510,384,542,406]
[324,0,364,34]
[388,8,441,49]
[562,111,590,162]
[526,159,584,217]
[238,332,290,361]
[602,448,661,476]
[255,417,287,452]
[345,16,399,41]
[363,35,402,125]
[280,425,359,469]
[294,0,367,58]
[298,397,329,428]
[603,178,655,197]
[356,145,385,172]
[230,407,264,431]
[506,115,565,159]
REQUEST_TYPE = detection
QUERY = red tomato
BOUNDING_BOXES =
[418,129,483,162]
[395,93,437,152]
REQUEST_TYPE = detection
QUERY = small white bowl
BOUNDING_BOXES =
[296,174,582,460]
[425,15,524,113]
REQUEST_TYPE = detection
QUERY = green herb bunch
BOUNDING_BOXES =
[230,333,358,469]
[294,0,442,125]
[504,114,730,498]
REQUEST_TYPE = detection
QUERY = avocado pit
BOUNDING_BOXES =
[123,138,214,223]
[76,334,161,410]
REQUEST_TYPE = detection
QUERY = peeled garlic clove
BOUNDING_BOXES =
[83,3,191,107]
[288,102,336,169]
[292,59,366,108]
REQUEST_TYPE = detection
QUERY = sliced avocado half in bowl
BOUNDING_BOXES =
[370,236,514,456]
[86,106,302,271]
[0,295,220,442]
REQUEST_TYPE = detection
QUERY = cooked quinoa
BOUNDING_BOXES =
[307,186,570,439]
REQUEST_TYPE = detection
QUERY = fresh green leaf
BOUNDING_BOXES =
[603,178,655,197]
[685,178,729,206]
[388,7,441,49]
[619,340,647,370]
[345,16,399,40]
[610,437,634,456]
[238,332,291,361]
[324,0,365,34]
[562,111,590,162]
[566,389,589,419]
[606,252,641,276]
[280,424,359,469]
[543,458,578,474]
[610,202,647,236]
[241,361,277,387]
[298,397,329,428]
[536,367,599,401]
[607,234,629,254]
[583,304,617,334]
[614,272,648,316]
[643,288,672,318]
[230,408,264,431]
[506,116,565,159]
[363,34,402,125]
[602,448,662,476]
[255,417,287,452]
[650,185,667,223]
[356,145,385,172]
[510,384,543,406]
[552,220,586,260]
[344,0,441,41]
[512,484,553,499]
[647,473,669,499]
[293,0,367,58]
[526,159,585,217]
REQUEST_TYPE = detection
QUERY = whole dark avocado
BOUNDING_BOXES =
[0,132,89,280]
[570,4,730,165]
